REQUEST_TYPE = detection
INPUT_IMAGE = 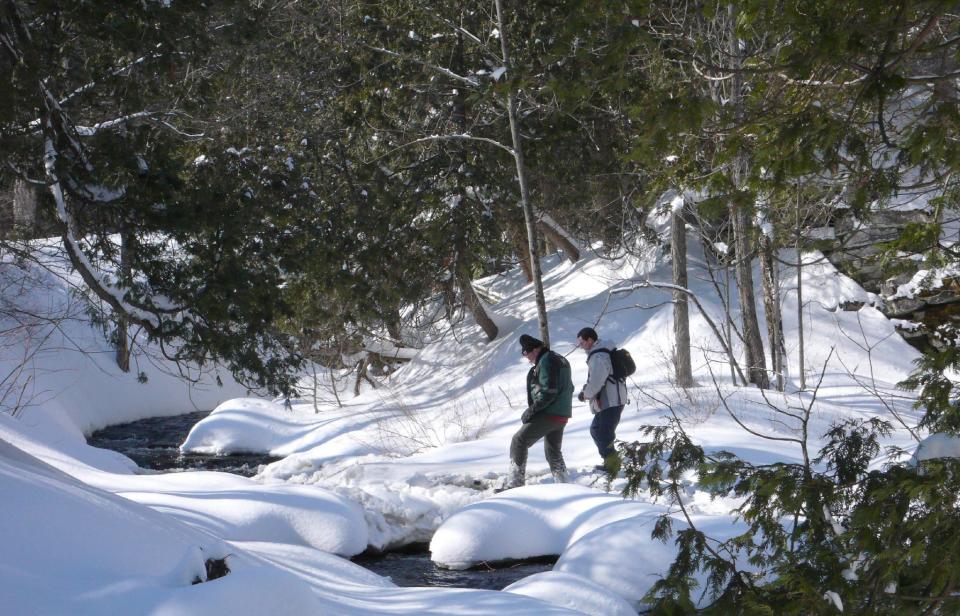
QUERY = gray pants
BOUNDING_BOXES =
[506,413,568,488]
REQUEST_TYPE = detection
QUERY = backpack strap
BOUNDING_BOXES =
[587,347,620,385]
[587,347,610,360]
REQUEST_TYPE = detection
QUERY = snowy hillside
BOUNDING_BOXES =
[0,227,924,614]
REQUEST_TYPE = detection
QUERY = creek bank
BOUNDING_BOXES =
[88,410,281,476]
[87,411,552,590]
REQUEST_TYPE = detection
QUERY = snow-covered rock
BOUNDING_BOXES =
[502,570,637,616]
[429,484,664,568]
[555,514,750,610]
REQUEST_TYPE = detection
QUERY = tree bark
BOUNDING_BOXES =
[727,4,768,389]
[115,228,133,373]
[795,195,806,390]
[12,178,37,235]
[511,225,533,282]
[494,0,549,346]
[671,206,694,388]
[759,230,785,390]
[353,356,376,396]
[537,215,580,263]
[449,26,497,342]
[457,260,498,341]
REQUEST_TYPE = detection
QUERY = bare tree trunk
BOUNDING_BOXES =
[730,187,767,387]
[311,359,321,413]
[494,0,549,346]
[537,215,580,263]
[509,224,533,282]
[330,365,342,408]
[724,260,736,383]
[795,194,806,390]
[13,179,37,235]
[671,206,694,387]
[450,27,497,343]
[457,262,498,341]
[759,231,785,390]
[115,229,133,372]
[354,356,376,396]
[727,4,768,389]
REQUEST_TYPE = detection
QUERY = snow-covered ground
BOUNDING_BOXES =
[0,225,923,614]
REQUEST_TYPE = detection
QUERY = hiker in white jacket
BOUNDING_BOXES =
[576,327,628,471]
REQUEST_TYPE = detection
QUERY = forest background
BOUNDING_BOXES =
[4,1,960,612]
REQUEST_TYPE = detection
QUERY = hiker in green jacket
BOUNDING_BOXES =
[502,334,574,490]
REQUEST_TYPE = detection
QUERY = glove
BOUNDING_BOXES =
[577,391,586,402]
[521,407,535,424]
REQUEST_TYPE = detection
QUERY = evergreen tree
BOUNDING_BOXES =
[609,1,960,611]
[0,1,310,394]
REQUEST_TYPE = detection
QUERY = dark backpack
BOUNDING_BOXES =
[589,347,636,382]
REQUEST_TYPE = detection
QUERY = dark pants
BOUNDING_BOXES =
[507,413,567,487]
[590,405,624,459]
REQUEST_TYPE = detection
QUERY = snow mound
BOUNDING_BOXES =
[911,433,960,465]
[181,397,327,456]
[237,542,583,615]
[555,514,749,610]
[502,570,637,616]
[0,437,320,615]
[119,481,368,557]
[429,484,664,568]
[233,540,397,589]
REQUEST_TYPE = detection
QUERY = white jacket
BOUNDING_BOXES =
[580,340,629,414]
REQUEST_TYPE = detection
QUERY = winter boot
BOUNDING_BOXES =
[495,461,525,493]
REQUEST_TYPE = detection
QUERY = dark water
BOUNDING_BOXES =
[88,410,281,476]
[87,412,554,589]
[354,546,556,590]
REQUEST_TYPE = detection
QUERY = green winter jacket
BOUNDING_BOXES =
[525,348,574,419]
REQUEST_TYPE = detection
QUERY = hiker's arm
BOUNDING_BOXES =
[528,357,561,413]
[582,353,610,399]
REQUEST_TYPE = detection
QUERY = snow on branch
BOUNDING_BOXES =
[378,133,516,160]
[74,111,156,136]
[58,52,168,107]
[43,130,183,333]
[369,46,480,87]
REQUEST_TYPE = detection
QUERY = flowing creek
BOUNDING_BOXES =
[88,412,554,590]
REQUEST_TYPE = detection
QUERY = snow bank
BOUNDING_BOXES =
[2,233,926,614]
[0,431,581,614]
[429,484,665,568]
[0,437,322,615]
[555,514,750,610]
[0,246,246,446]
[119,482,367,556]
[502,571,637,616]
[181,397,337,456]
[1,410,369,557]
[329,477,486,551]
[911,433,960,465]
[238,541,581,615]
